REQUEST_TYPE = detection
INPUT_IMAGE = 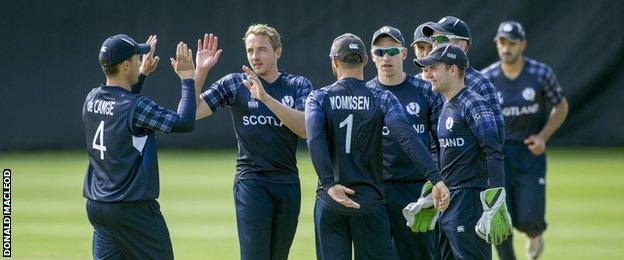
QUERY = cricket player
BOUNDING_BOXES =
[83,34,202,258]
[366,25,444,259]
[422,16,506,139]
[306,33,450,260]
[482,21,569,260]
[193,25,312,260]
[411,21,434,79]
[412,44,512,259]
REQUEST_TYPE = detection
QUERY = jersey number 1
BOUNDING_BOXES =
[92,121,107,160]
[339,114,353,154]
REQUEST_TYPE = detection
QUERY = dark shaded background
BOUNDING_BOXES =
[1,0,623,151]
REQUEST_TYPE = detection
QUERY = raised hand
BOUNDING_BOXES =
[196,33,223,73]
[140,35,160,76]
[170,42,195,80]
[327,184,360,209]
[242,65,268,102]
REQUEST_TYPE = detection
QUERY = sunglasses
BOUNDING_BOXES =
[430,34,469,44]
[372,47,404,57]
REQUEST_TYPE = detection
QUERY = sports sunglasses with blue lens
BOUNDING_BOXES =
[430,34,469,44]
[372,47,404,57]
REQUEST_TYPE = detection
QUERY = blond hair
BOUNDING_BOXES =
[243,24,282,51]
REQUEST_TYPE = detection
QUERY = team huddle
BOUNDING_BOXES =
[82,16,568,260]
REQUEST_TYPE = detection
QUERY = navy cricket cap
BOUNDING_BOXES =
[414,44,469,69]
[99,34,150,68]
[371,25,405,46]
[423,16,471,44]
[330,33,367,64]
[411,22,434,46]
[494,21,526,41]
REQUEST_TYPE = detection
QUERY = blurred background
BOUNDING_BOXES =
[1,0,623,259]
[1,0,623,151]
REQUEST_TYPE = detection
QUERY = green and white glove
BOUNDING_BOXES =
[475,187,513,245]
[402,181,440,233]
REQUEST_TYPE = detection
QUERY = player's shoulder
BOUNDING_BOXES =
[405,73,434,93]
[216,72,246,85]
[456,88,488,111]
[365,77,379,88]
[524,57,555,78]
[281,72,313,88]
[480,61,502,79]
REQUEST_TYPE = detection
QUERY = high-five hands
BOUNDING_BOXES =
[196,33,223,73]
[140,35,160,76]
[170,42,195,80]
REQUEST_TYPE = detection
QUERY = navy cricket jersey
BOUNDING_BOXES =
[367,75,444,182]
[201,72,313,183]
[465,67,506,137]
[82,86,159,202]
[437,87,504,190]
[306,78,441,215]
[481,57,565,142]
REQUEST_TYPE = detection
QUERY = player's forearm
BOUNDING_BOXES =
[263,97,307,138]
[171,79,196,133]
[305,109,335,187]
[537,98,568,142]
[131,73,148,94]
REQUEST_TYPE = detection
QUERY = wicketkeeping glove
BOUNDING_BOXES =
[475,187,513,245]
[402,181,440,233]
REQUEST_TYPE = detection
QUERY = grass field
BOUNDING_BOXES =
[3,148,624,259]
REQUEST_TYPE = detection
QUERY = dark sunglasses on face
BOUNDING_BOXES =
[372,47,404,57]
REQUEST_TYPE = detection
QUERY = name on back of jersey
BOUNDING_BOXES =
[86,99,116,116]
[329,95,370,111]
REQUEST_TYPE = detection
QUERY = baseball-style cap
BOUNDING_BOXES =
[411,21,434,46]
[330,33,367,63]
[371,25,405,46]
[414,44,469,69]
[423,16,471,44]
[494,21,526,41]
[99,34,150,68]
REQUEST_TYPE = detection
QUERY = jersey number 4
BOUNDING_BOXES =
[92,121,107,160]
[339,114,353,154]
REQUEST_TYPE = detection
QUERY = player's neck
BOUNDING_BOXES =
[378,72,406,86]
[442,80,465,101]
[338,69,364,81]
[501,56,525,80]
[106,77,132,91]
[258,66,280,84]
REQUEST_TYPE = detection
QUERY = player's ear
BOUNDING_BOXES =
[274,46,282,59]
[401,48,407,61]
[362,55,368,67]
[521,40,528,52]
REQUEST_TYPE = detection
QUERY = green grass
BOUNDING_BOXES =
[2,148,624,259]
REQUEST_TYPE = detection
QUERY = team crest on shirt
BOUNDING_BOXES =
[522,87,536,101]
[248,94,259,109]
[281,95,294,107]
[445,117,454,131]
[497,91,504,105]
[405,102,420,116]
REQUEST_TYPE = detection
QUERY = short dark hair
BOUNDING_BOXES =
[100,60,120,76]
[338,54,364,69]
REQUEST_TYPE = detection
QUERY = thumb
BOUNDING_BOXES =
[170,58,176,68]
[154,56,160,65]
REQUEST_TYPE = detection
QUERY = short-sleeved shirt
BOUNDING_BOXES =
[200,72,313,183]
[481,57,565,142]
